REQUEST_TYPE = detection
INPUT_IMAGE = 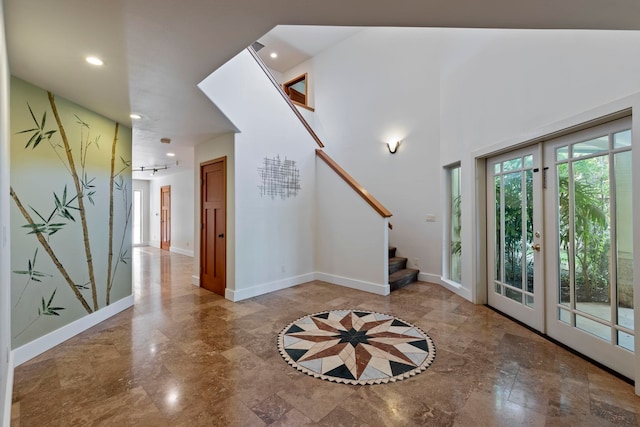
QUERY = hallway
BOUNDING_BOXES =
[10,247,640,426]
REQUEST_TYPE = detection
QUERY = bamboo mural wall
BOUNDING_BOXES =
[10,77,132,348]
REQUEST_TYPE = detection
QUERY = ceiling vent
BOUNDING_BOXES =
[160,138,171,144]
[251,41,265,52]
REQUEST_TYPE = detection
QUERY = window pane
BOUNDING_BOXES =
[618,331,634,352]
[525,294,534,307]
[506,287,522,304]
[495,282,502,294]
[615,151,633,331]
[559,308,570,324]
[449,166,462,283]
[614,130,632,149]
[503,157,522,172]
[573,156,610,322]
[572,136,609,158]
[503,172,523,289]
[525,169,534,294]
[557,163,570,306]
[557,146,569,161]
[576,315,610,342]
[524,155,533,168]
[494,163,501,174]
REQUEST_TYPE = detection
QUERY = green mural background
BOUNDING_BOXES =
[10,77,132,348]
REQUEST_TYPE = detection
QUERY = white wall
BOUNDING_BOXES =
[316,157,389,294]
[199,50,318,301]
[0,0,11,422]
[309,28,444,283]
[149,169,195,257]
[193,133,235,290]
[132,180,150,246]
[440,29,640,301]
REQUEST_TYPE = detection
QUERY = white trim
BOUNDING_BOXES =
[191,275,200,286]
[3,350,13,427]
[149,240,160,248]
[225,273,315,302]
[315,272,390,296]
[12,295,134,367]
[416,272,473,301]
[170,247,194,257]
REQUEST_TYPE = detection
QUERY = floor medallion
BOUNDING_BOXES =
[278,309,436,385]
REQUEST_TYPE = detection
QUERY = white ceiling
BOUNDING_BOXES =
[5,0,640,180]
[257,26,363,73]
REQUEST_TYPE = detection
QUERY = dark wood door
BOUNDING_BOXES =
[200,158,226,295]
[160,185,171,250]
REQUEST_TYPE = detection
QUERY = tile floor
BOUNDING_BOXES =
[11,247,640,426]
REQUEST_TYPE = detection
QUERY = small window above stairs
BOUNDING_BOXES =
[389,246,419,291]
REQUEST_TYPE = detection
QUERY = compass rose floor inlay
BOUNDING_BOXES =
[277,309,436,385]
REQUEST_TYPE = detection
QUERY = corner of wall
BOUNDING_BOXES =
[0,0,13,422]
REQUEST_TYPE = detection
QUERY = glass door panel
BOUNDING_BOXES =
[487,146,544,331]
[544,117,634,378]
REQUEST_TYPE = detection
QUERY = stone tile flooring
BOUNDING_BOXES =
[11,247,640,426]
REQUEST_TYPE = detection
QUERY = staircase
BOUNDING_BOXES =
[388,246,419,291]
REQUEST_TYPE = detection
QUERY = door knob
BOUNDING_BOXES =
[218,233,224,238]
[531,243,541,251]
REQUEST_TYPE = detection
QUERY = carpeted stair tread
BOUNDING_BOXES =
[389,257,408,274]
[389,268,419,291]
[388,246,397,258]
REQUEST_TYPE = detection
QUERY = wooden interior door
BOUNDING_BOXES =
[160,185,171,250]
[200,158,226,295]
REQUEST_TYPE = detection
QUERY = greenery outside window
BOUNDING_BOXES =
[447,165,462,283]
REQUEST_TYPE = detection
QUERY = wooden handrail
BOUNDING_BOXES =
[316,149,392,218]
[247,47,324,148]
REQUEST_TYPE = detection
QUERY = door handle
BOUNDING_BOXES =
[531,243,541,251]
[218,233,224,238]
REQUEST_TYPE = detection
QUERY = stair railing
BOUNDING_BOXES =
[315,150,392,218]
[247,46,324,148]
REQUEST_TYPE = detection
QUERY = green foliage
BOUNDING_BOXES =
[23,185,84,236]
[81,173,97,205]
[13,248,51,283]
[16,103,57,149]
[38,289,65,316]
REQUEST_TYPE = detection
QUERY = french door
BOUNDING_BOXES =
[488,117,634,378]
[488,145,545,331]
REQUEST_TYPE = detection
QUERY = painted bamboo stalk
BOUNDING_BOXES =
[106,122,119,305]
[10,186,93,313]
[109,200,131,303]
[47,92,98,311]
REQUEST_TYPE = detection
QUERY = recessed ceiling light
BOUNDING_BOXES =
[129,113,142,120]
[270,52,278,59]
[85,56,104,66]
[166,152,176,157]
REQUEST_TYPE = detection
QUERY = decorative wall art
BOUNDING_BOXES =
[257,155,301,199]
[10,77,132,347]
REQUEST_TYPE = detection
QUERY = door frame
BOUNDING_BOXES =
[199,156,227,294]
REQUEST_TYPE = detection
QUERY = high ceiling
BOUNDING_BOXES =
[5,0,640,179]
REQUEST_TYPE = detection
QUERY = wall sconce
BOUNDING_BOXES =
[387,141,400,154]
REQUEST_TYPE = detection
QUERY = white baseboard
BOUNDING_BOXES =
[12,295,134,367]
[170,247,194,257]
[315,272,390,296]
[191,275,200,286]
[225,273,315,302]
[149,240,160,248]
[3,350,13,427]
[418,272,472,301]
